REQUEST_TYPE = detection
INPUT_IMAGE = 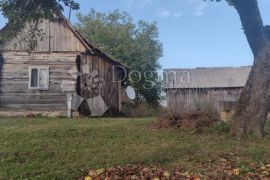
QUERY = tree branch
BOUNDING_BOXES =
[230,0,266,56]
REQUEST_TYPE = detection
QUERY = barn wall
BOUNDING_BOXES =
[166,88,243,115]
[0,52,78,116]
[0,20,86,52]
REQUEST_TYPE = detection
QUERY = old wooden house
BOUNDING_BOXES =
[0,17,128,117]
[164,67,251,115]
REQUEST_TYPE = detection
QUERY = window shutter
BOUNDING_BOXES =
[39,68,49,89]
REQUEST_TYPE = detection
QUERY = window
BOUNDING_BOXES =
[28,66,49,90]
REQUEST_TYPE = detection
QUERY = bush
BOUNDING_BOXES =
[122,103,166,117]
[205,121,230,134]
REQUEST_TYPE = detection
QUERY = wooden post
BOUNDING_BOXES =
[66,93,73,118]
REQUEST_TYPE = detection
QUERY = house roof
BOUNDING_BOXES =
[0,16,127,68]
[164,66,251,89]
[63,18,127,68]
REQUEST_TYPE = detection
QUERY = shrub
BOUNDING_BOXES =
[122,102,166,117]
[205,121,230,134]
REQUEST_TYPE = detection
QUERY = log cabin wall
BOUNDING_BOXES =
[0,19,86,116]
[0,52,78,116]
[0,51,124,116]
[0,18,126,116]
[166,88,243,115]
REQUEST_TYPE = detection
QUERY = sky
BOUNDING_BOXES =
[1,0,270,69]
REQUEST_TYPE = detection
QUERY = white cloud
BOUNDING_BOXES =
[158,10,171,18]
[127,0,153,9]
[158,10,184,19]
[191,0,208,17]
[156,0,208,19]
[172,12,184,18]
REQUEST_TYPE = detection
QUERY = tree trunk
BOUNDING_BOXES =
[231,45,270,138]
[227,0,270,138]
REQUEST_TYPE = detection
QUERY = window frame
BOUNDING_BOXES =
[28,66,50,90]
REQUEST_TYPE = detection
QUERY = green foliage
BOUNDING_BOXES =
[212,121,231,134]
[76,9,164,106]
[203,121,231,134]
[122,102,166,117]
[0,0,79,51]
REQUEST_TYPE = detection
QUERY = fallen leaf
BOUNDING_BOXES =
[131,175,139,180]
[249,163,257,169]
[142,167,149,173]
[89,170,96,177]
[181,172,190,178]
[84,176,92,180]
[81,161,270,180]
[220,158,227,162]
[227,170,234,176]
[233,168,240,176]
[96,168,105,176]
[193,176,201,180]
[163,171,171,179]
[262,171,269,176]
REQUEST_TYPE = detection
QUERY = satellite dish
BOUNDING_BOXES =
[126,86,136,100]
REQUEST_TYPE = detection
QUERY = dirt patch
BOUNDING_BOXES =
[152,112,220,131]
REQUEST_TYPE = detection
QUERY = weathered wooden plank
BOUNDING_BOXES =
[0,19,86,52]
[0,51,123,115]
[0,104,67,111]
[0,98,66,104]
[166,88,243,113]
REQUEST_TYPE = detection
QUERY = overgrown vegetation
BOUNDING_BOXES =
[154,112,219,132]
[1,118,270,179]
[122,103,166,117]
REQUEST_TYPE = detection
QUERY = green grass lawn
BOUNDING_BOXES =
[1,117,270,179]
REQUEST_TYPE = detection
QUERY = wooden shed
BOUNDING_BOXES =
[0,17,128,117]
[163,67,251,114]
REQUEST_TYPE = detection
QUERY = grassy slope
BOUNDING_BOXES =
[0,117,270,179]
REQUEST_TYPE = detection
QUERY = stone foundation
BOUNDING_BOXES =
[0,111,66,118]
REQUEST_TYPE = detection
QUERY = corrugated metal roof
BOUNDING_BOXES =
[164,66,251,89]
